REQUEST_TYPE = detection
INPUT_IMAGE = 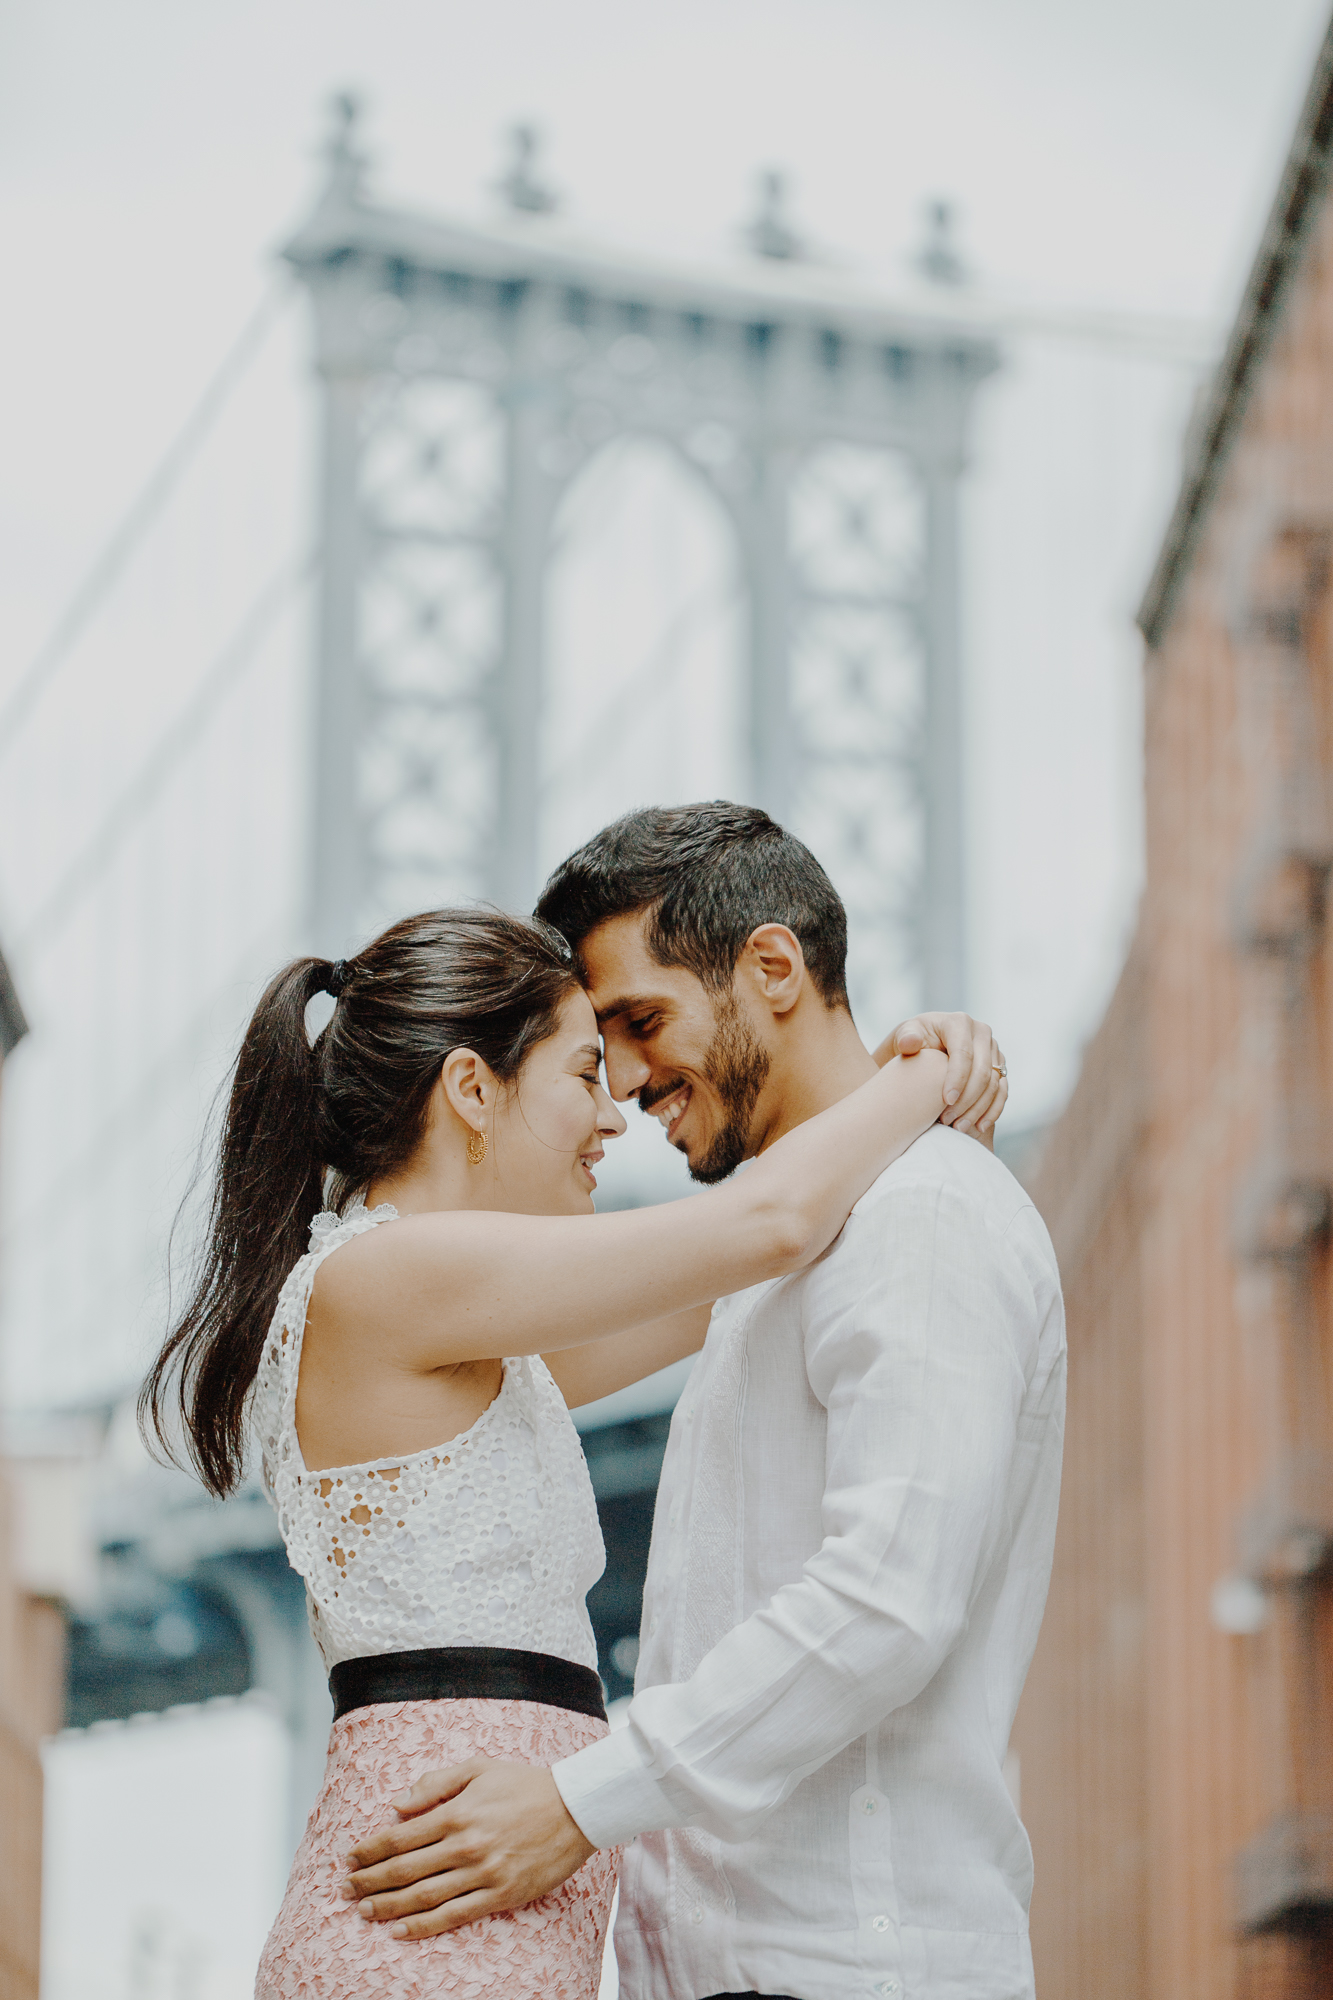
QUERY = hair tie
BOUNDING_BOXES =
[326,959,351,998]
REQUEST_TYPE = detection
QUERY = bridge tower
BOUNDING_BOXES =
[285,102,998,1014]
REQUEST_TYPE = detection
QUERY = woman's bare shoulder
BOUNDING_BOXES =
[309,1209,478,1313]
[308,1206,584,1328]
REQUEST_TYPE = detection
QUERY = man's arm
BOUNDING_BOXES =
[345,1175,1036,1928]
[543,1303,712,1409]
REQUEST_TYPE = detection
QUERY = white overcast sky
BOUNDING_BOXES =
[1,1,1331,1414]
[1,0,1326,593]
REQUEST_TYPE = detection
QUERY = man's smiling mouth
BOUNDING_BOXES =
[645,1085,691,1140]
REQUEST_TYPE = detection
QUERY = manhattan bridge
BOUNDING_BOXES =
[0,101,1194,1847]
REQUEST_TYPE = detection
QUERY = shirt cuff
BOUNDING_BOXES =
[552,1713,686,1850]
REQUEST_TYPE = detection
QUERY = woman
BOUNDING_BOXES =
[142,908,964,2000]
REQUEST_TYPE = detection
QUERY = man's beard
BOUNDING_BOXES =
[683,994,771,1186]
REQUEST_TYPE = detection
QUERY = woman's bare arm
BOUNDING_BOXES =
[316,1050,947,1371]
[543,1304,712,1409]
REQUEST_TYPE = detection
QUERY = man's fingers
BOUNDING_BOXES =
[346,1838,457,1899]
[391,1886,508,1940]
[345,1764,492,1869]
[390,1760,488,1818]
[346,1825,489,1898]
[346,1819,443,1869]
[343,1762,595,1938]
[347,1803,460,1871]
[356,1865,484,1925]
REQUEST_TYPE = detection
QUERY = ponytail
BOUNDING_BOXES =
[140,910,578,1496]
[140,956,333,1496]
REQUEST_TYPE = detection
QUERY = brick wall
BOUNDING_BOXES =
[1014,166,1333,2000]
[1012,949,1148,1998]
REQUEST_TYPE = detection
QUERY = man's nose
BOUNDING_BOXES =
[603,1045,650,1103]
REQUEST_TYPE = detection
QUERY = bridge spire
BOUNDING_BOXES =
[915,198,967,286]
[496,123,558,214]
[746,169,802,260]
[324,91,368,205]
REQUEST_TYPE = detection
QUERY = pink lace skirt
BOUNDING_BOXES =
[256,1697,618,2000]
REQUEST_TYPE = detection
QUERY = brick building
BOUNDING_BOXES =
[0,948,60,2000]
[1011,23,1333,2000]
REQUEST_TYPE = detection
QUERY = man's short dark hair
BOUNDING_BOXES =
[534,802,850,1009]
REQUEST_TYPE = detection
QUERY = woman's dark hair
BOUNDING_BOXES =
[140,908,579,1498]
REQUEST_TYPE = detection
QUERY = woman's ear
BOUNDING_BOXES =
[437,1047,494,1133]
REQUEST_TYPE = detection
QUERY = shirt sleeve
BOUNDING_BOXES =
[552,1176,1039,1849]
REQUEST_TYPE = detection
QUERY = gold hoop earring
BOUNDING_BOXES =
[466,1129,487,1167]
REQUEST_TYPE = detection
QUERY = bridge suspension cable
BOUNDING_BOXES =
[16,548,318,956]
[0,279,296,757]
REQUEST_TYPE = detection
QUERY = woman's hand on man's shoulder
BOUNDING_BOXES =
[874,1012,1007,1141]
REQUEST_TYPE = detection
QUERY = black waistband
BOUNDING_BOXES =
[329,1645,607,1723]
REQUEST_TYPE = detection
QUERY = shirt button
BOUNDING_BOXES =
[689,1905,704,1925]
[669,1503,681,1527]
[862,1796,879,1815]
[876,1983,899,1997]
[649,1613,660,1635]
[871,1914,892,1933]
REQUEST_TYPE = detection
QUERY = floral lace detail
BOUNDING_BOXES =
[256,1698,619,1999]
[250,1204,605,1673]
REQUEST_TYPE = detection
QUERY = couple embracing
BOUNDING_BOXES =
[144,800,1065,2000]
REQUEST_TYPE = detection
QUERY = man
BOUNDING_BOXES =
[345,802,1065,2000]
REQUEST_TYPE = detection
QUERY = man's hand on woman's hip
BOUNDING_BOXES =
[341,1758,595,1939]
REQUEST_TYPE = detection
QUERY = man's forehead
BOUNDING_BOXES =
[578,913,654,988]
[583,961,676,1023]
[579,918,701,1021]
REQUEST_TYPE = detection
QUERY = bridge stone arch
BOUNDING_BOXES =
[286,106,998,1015]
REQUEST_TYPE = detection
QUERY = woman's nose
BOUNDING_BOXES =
[596,1085,628,1138]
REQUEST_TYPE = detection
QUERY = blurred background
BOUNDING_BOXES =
[3,3,1333,1996]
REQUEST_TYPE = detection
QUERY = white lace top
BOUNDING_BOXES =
[252,1202,605,1675]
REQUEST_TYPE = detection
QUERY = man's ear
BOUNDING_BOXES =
[738,924,806,1019]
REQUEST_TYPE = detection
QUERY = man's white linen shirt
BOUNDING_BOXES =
[554,1125,1065,2000]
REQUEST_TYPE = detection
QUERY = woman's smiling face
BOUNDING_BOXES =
[488,987,627,1215]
